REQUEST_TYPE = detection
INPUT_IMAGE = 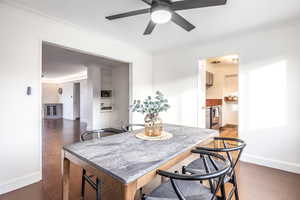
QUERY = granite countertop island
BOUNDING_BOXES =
[63,124,218,184]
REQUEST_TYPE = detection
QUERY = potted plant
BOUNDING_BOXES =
[131,91,170,137]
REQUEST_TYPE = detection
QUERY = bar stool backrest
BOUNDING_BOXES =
[157,150,231,200]
[197,137,246,176]
[80,129,105,141]
[121,123,145,132]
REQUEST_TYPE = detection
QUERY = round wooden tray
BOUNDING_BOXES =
[135,131,173,141]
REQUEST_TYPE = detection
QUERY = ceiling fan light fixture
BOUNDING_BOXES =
[151,8,172,24]
[106,0,228,35]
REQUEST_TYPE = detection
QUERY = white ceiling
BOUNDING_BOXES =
[42,43,127,79]
[10,0,300,52]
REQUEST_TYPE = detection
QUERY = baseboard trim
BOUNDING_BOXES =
[0,171,42,195]
[241,154,300,174]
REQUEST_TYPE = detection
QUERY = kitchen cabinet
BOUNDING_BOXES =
[43,103,63,119]
[206,71,214,87]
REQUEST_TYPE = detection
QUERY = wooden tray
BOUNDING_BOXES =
[135,131,173,141]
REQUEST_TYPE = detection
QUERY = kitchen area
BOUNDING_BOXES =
[205,55,239,133]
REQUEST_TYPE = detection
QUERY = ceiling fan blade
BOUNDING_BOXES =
[106,8,150,20]
[171,11,195,32]
[141,0,152,5]
[171,0,227,11]
[144,21,156,35]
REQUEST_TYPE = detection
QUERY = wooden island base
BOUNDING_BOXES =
[62,125,217,200]
[62,143,207,200]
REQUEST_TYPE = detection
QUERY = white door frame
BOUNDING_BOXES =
[197,59,207,128]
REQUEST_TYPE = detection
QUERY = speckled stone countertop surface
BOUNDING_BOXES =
[63,124,218,184]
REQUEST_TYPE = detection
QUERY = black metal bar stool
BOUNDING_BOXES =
[80,129,123,200]
[121,123,145,132]
[142,150,231,200]
[183,137,246,200]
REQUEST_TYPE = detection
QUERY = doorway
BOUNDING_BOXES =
[40,41,132,198]
[198,54,239,137]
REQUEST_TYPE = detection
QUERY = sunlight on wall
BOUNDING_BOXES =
[249,61,287,130]
[159,81,198,127]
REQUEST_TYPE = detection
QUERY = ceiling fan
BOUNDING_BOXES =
[106,0,227,35]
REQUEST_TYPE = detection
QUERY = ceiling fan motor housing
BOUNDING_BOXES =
[150,0,173,24]
[151,0,172,14]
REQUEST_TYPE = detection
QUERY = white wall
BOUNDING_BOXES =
[87,65,102,130]
[111,65,130,129]
[79,80,88,124]
[73,83,80,119]
[223,75,238,125]
[58,82,74,120]
[153,21,300,174]
[42,83,60,104]
[0,2,152,194]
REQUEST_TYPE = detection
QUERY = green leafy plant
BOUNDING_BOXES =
[131,91,170,115]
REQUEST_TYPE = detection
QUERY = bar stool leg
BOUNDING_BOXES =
[220,182,226,200]
[139,188,143,199]
[232,173,239,200]
[96,178,101,200]
[81,169,86,200]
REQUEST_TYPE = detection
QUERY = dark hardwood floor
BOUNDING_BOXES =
[0,120,299,200]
